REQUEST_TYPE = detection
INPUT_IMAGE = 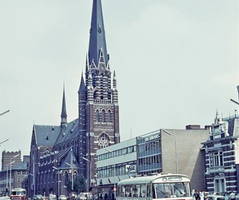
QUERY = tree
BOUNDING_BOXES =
[66,174,86,193]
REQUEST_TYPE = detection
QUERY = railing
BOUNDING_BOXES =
[207,166,225,174]
[94,99,112,104]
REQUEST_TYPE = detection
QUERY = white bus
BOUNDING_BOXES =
[116,174,192,200]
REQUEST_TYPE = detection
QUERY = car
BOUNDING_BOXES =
[33,196,43,200]
[78,193,93,200]
[59,195,67,200]
[207,193,225,200]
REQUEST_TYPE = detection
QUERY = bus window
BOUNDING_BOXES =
[141,184,147,198]
[132,185,140,197]
[125,185,131,197]
[121,186,126,197]
[154,182,191,198]
[147,184,151,198]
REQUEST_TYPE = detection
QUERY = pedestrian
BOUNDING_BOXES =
[99,193,102,200]
[192,189,196,200]
[229,192,236,200]
[104,193,107,200]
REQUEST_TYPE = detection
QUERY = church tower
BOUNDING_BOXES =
[78,0,120,190]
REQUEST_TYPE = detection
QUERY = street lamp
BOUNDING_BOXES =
[230,85,239,106]
[0,110,10,116]
[9,154,20,193]
[53,167,60,199]
[82,157,91,192]
[0,139,9,147]
[162,129,178,174]
[105,148,116,198]
[9,160,15,194]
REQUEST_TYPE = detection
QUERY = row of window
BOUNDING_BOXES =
[95,110,112,123]
[138,155,161,166]
[117,184,147,198]
[98,163,136,178]
[98,146,136,161]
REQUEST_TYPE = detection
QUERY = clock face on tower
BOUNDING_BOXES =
[98,133,110,148]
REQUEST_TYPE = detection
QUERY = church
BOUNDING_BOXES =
[28,0,120,197]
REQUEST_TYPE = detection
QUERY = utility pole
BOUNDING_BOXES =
[9,154,20,193]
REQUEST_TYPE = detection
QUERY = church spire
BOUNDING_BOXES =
[88,0,108,67]
[61,83,67,126]
[79,72,86,92]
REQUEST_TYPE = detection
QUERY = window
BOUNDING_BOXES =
[209,152,223,167]
[108,110,111,122]
[102,110,105,122]
[214,178,226,193]
[96,110,99,122]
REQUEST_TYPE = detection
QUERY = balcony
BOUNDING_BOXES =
[206,166,225,174]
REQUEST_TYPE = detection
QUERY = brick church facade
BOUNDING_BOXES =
[28,0,120,197]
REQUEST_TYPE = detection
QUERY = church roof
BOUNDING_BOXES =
[59,149,79,170]
[54,119,79,145]
[34,125,61,146]
[88,0,108,66]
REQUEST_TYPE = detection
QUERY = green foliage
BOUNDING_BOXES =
[66,174,86,193]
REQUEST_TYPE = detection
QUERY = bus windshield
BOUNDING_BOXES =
[11,190,26,196]
[153,182,191,198]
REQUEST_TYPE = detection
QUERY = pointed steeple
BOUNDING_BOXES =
[61,83,67,126]
[88,0,108,67]
[79,73,86,92]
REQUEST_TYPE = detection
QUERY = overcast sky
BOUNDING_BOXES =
[0,0,238,159]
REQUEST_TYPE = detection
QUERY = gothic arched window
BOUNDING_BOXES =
[108,110,111,122]
[96,110,99,122]
[98,133,110,148]
[102,110,105,122]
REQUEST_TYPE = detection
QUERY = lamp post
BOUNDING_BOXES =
[162,129,178,174]
[66,153,75,194]
[53,167,60,199]
[105,148,116,198]
[9,160,15,194]
[82,157,91,192]
[9,153,20,193]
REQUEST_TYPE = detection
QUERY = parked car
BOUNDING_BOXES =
[207,193,225,200]
[78,193,93,200]
[33,195,43,200]
[59,195,67,200]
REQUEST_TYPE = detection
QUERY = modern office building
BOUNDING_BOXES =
[97,126,209,194]
[97,138,137,194]
[202,113,239,194]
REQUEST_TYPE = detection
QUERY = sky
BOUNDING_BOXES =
[0,0,238,160]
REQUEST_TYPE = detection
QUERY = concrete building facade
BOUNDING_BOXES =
[96,126,209,194]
